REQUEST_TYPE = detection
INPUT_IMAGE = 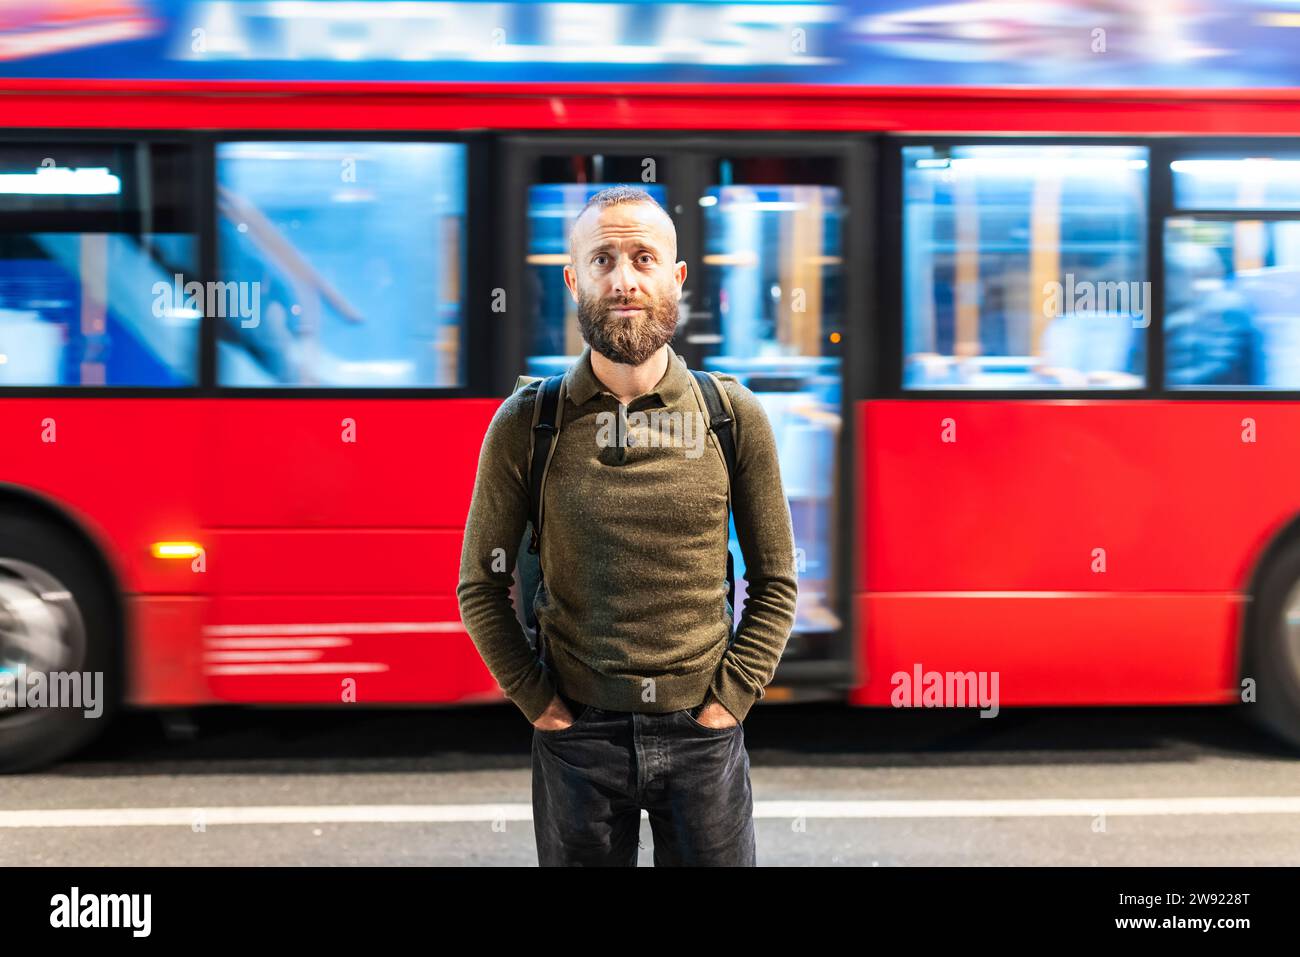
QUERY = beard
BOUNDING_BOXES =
[576,288,679,366]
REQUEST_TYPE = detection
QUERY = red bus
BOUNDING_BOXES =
[3,76,1300,771]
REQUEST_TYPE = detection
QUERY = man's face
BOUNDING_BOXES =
[564,201,687,366]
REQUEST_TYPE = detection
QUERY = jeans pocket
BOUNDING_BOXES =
[536,702,595,735]
[680,706,741,735]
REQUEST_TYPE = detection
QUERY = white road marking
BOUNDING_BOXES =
[5,797,1300,829]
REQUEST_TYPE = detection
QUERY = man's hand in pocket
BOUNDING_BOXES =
[532,695,577,732]
[695,694,739,729]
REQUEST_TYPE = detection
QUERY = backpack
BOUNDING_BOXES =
[511,365,739,654]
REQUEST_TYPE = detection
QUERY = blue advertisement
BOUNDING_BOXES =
[2,0,1300,87]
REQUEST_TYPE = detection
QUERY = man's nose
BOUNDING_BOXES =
[610,258,640,297]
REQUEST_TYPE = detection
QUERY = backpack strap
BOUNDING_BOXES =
[526,373,566,555]
[689,369,737,487]
[688,368,739,615]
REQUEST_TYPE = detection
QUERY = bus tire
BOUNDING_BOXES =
[1244,536,1300,753]
[0,508,120,773]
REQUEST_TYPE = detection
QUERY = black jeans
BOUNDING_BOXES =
[532,691,756,866]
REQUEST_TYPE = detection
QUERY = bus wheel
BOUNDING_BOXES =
[0,510,119,773]
[1244,537,1300,752]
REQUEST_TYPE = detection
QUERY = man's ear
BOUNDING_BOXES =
[563,263,579,303]
[674,260,688,299]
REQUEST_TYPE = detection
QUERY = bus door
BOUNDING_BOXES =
[502,136,865,699]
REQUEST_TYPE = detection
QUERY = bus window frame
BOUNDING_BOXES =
[0,128,204,397]
[0,127,495,399]
[1161,139,1300,396]
[205,128,491,399]
[884,133,1157,400]
[886,133,1300,401]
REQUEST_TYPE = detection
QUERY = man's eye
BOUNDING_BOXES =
[593,255,609,266]
[638,254,654,264]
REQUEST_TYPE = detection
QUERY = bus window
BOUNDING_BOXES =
[697,157,845,640]
[1165,218,1300,388]
[0,143,197,387]
[902,144,1149,390]
[1165,155,1300,389]
[215,141,467,388]
[1173,157,1300,211]
[524,155,669,377]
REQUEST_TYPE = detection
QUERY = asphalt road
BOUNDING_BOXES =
[3,703,1300,866]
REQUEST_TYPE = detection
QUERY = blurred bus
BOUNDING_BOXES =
[5,29,1300,769]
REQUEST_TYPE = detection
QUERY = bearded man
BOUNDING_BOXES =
[457,185,797,866]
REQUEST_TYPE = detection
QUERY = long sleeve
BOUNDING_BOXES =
[456,386,557,723]
[709,381,799,722]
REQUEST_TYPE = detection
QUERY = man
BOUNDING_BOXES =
[456,185,797,866]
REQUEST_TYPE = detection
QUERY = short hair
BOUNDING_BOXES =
[568,185,675,261]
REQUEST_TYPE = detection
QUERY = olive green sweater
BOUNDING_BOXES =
[456,342,797,724]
